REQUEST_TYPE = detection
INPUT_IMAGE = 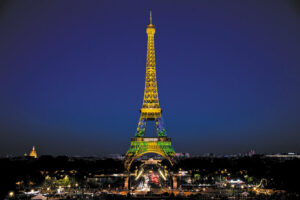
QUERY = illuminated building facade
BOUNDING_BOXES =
[124,12,176,170]
[29,146,37,158]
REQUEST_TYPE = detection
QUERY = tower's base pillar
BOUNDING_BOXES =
[124,177,129,190]
[172,176,177,189]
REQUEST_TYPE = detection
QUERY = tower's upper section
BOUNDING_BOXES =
[141,11,161,118]
[146,11,155,35]
[145,11,156,71]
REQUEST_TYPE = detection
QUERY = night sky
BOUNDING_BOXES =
[1,0,300,156]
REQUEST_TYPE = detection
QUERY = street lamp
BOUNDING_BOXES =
[9,191,14,198]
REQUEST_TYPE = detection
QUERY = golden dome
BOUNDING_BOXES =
[29,146,37,158]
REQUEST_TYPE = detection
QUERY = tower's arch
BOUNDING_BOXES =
[125,150,174,171]
[125,136,175,171]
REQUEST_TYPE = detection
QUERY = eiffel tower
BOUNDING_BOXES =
[124,12,176,171]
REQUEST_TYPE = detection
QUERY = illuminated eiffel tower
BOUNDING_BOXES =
[124,12,176,170]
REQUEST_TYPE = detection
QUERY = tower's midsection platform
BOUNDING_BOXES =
[140,108,162,119]
[140,108,162,113]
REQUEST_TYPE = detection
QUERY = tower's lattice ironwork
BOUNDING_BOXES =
[124,12,176,170]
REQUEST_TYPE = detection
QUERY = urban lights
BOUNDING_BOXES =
[9,191,14,198]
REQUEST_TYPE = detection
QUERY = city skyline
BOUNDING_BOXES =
[1,0,300,156]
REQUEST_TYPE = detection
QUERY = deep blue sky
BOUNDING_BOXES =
[0,0,300,156]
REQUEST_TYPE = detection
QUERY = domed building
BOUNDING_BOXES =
[29,146,37,158]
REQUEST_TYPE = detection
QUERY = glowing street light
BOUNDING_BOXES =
[9,191,14,198]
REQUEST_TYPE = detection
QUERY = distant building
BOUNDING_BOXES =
[29,146,38,158]
[248,149,256,157]
[175,152,190,159]
[265,153,300,159]
[107,154,124,160]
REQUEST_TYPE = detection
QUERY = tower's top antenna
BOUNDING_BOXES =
[150,10,152,24]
